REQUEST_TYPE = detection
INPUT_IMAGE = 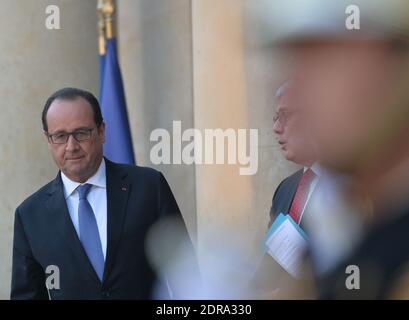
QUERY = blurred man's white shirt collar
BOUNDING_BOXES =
[298,162,321,224]
[304,162,322,177]
[304,169,364,276]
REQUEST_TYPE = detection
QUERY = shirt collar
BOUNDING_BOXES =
[304,162,322,177]
[61,158,106,199]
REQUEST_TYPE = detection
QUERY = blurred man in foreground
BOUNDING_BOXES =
[270,0,409,299]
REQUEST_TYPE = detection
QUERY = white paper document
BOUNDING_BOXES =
[263,213,308,278]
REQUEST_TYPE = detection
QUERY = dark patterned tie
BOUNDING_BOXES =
[288,169,316,224]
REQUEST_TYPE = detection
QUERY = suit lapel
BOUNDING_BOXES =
[45,174,101,284]
[103,159,131,283]
[299,174,320,231]
[283,169,304,213]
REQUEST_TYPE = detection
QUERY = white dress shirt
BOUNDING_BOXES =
[61,159,107,260]
[303,169,364,275]
[298,162,321,224]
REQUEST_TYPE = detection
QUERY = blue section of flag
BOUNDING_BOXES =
[100,38,135,165]
[99,54,105,98]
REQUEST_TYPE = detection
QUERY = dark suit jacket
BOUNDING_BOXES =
[249,170,304,293]
[11,159,195,300]
[269,169,303,226]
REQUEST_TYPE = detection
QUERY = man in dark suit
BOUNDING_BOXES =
[269,81,318,228]
[11,87,196,300]
[250,81,318,297]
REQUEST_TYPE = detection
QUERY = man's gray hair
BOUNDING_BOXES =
[275,80,292,99]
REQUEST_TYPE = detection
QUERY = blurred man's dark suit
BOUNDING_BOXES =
[269,169,304,226]
[251,169,304,293]
[11,158,196,300]
[318,204,409,299]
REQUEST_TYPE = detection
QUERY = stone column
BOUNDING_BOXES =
[117,0,295,280]
[191,0,295,276]
[117,0,197,238]
[0,0,98,298]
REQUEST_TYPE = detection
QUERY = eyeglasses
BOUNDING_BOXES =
[273,110,294,125]
[47,128,96,144]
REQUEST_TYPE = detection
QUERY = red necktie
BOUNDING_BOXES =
[288,169,316,224]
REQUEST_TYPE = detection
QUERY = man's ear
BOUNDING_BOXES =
[43,131,50,144]
[99,122,106,143]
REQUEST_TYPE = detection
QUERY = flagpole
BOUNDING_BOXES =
[97,0,135,165]
[97,0,106,56]
[101,0,115,40]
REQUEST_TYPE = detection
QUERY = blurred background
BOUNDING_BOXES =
[0,0,294,298]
